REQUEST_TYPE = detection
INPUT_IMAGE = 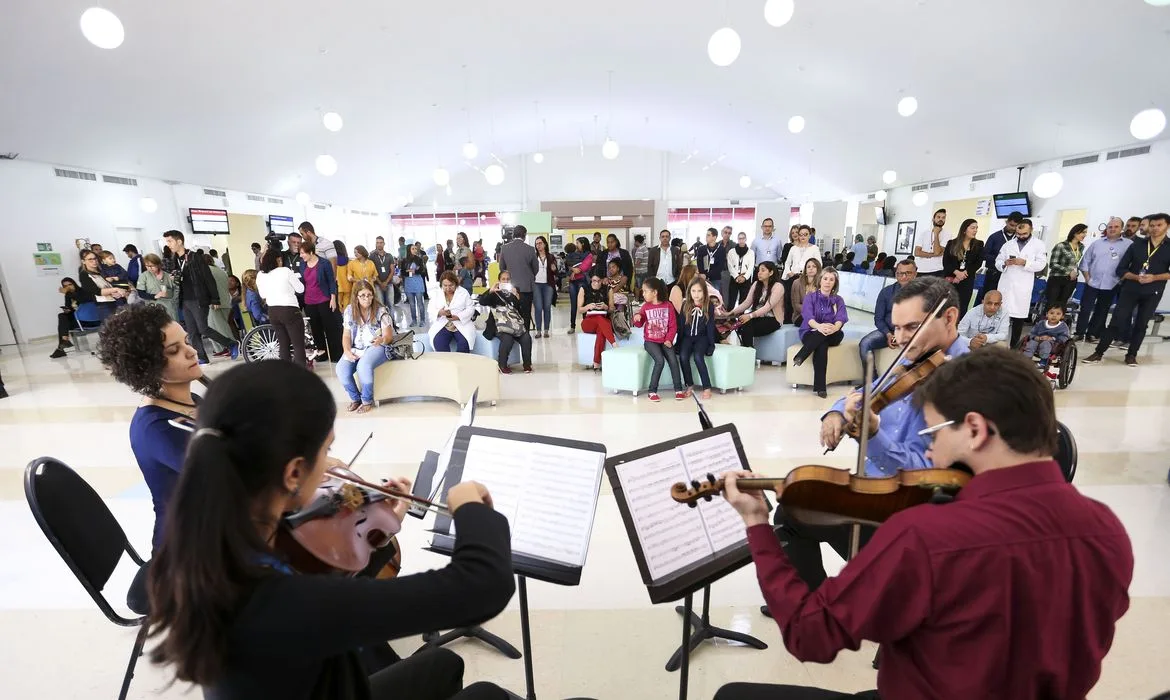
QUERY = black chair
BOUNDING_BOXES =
[1056,421,1078,484]
[24,457,148,700]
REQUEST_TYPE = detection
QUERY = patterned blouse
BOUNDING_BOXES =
[1048,241,1083,278]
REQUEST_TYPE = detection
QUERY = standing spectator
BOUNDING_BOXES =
[679,278,717,400]
[256,249,305,367]
[631,233,650,296]
[1124,216,1142,240]
[209,249,226,271]
[566,238,594,333]
[334,241,353,309]
[123,244,142,286]
[427,271,476,353]
[866,236,878,263]
[1046,224,1087,310]
[914,209,950,278]
[995,218,1048,347]
[282,233,303,272]
[298,221,336,261]
[402,243,429,327]
[336,281,395,413]
[1074,218,1131,342]
[205,256,235,355]
[958,289,1010,348]
[578,273,615,370]
[532,236,557,338]
[942,218,984,313]
[696,228,727,296]
[976,211,1023,305]
[251,242,262,271]
[299,240,342,363]
[346,245,379,306]
[458,255,475,294]
[1083,213,1170,367]
[849,235,868,267]
[497,225,540,329]
[780,225,821,324]
[794,267,848,398]
[647,229,682,288]
[397,236,409,260]
[752,218,782,265]
[370,236,396,308]
[725,232,755,310]
[633,277,685,403]
[728,261,785,349]
[858,260,916,375]
[779,226,798,269]
[162,231,238,364]
[136,253,178,320]
[454,232,472,270]
[417,242,432,302]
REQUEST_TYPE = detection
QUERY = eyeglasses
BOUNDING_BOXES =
[896,271,915,278]
[357,293,374,299]
[917,420,954,437]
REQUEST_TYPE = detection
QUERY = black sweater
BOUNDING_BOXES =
[204,503,515,700]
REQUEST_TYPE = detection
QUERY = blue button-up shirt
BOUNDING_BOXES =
[1079,237,1132,291]
[752,235,782,265]
[827,334,971,477]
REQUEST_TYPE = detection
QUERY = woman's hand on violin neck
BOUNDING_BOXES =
[448,481,493,513]
[722,471,769,527]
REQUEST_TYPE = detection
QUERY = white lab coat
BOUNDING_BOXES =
[426,286,478,349]
[995,236,1048,319]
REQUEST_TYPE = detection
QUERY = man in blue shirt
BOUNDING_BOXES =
[762,277,969,606]
[751,217,782,265]
[1074,217,1130,342]
[857,259,917,378]
[974,211,1023,306]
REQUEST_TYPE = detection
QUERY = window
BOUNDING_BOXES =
[666,206,757,242]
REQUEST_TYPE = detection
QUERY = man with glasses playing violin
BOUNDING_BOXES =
[760,277,969,620]
[719,347,1133,700]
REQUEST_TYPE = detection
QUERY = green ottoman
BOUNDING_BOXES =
[601,345,651,396]
[708,345,756,393]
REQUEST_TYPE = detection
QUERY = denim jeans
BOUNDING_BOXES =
[532,283,554,331]
[857,329,889,379]
[644,341,683,393]
[407,292,426,327]
[335,348,390,404]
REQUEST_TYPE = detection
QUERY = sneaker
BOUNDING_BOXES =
[568,327,575,335]
[523,365,533,374]
[499,367,513,375]
[815,390,828,398]
[1085,336,1099,344]
[230,342,241,360]
[543,331,550,338]
[213,349,230,358]
[674,391,688,401]
[1125,355,1138,367]
[648,393,661,403]
[49,347,67,359]
[1081,353,1103,365]
[1113,340,1129,350]
[61,339,74,348]
[1072,334,1084,343]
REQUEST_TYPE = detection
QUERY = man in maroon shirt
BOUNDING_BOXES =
[716,347,1133,700]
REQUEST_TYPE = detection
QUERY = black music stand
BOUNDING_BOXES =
[664,396,767,672]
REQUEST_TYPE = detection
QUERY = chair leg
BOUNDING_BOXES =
[119,625,148,700]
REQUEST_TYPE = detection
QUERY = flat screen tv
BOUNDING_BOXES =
[992,192,1032,218]
[875,206,887,226]
[268,215,295,236]
[189,208,230,234]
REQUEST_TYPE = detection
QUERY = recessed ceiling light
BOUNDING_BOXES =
[315,155,338,176]
[322,112,343,132]
[602,139,620,160]
[882,170,897,184]
[898,96,918,117]
[912,191,928,207]
[1144,0,1170,6]
[740,175,752,188]
[80,8,124,49]
[295,192,311,205]
[533,152,544,164]
[1130,108,1166,140]
[139,197,158,213]
[788,115,805,133]
[763,0,796,27]
[484,164,505,186]
[462,142,479,159]
[707,27,741,67]
[432,168,450,187]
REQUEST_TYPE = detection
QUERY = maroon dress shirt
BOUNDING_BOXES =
[748,460,1133,699]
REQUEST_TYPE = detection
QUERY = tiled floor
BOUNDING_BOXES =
[2,310,1168,699]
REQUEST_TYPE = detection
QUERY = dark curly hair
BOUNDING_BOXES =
[97,304,175,397]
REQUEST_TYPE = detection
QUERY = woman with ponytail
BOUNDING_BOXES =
[146,361,513,699]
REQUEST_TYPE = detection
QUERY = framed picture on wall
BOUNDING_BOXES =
[895,221,917,256]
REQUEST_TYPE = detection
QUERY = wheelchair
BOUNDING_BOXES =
[1015,333,1077,390]
[241,316,319,364]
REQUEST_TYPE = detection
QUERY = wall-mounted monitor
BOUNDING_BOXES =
[875,206,887,226]
[268,215,295,236]
[189,208,230,234]
[992,192,1032,218]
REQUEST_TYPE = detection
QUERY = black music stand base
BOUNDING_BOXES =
[419,627,522,659]
[666,585,767,672]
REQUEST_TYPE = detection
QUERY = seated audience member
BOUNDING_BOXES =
[679,278,717,400]
[427,271,476,353]
[96,304,203,612]
[607,261,633,340]
[728,261,785,349]
[793,267,848,398]
[858,260,916,376]
[458,255,476,294]
[788,258,823,327]
[136,253,178,320]
[578,273,615,370]
[99,250,131,288]
[336,281,394,413]
[480,271,534,374]
[1022,305,1071,369]
[958,289,1010,348]
[77,248,130,311]
[634,277,684,403]
[241,270,267,325]
[839,252,856,272]
[717,347,1132,700]
[49,277,82,358]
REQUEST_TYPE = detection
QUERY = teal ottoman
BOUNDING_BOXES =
[601,345,651,396]
[708,345,756,392]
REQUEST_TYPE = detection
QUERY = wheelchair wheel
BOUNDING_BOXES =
[1058,342,1078,389]
[242,324,285,363]
[1055,421,1077,483]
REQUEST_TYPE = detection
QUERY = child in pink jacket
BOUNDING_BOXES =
[633,277,685,402]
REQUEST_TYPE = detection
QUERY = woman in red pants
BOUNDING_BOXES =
[577,273,615,369]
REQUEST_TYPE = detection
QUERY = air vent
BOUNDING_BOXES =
[102,174,138,186]
[866,193,876,200]
[971,172,997,183]
[54,167,97,181]
[267,197,283,204]
[203,188,226,197]
[928,180,949,189]
[313,204,327,210]
[164,179,181,185]
[1062,154,1099,168]
[1106,145,1151,160]
[911,184,930,192]
[246,194,265,202]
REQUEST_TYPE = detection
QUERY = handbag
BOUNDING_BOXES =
[492,303,525,337]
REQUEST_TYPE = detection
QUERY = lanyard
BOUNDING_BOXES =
[1143,238,1164,273]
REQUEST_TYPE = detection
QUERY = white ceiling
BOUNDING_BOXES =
[3,0,1169,208]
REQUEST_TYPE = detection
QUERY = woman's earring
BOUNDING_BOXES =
[290,484,300,498]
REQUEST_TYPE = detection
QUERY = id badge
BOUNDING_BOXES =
[958,261,966,271]
[1110,249,1119,260]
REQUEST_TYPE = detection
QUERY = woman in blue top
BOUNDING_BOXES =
[97,304,204,610]
[794,266,848,397]
[402,242,428,327]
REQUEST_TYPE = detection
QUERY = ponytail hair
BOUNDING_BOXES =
[146,361,336,686]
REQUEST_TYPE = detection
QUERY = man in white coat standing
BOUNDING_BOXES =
[995,218,1048,347]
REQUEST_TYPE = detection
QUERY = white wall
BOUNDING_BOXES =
[0,159,388,342]
[880,140,1169,254]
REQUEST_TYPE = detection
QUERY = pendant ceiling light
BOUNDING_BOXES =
[295,192,311,205]
[1130,108,1166,140]
[484,164,505,186]
[897,96,918,117]
[139,197,158,213]
[462,142,479,159]
[875,190,888,201]
[315,155,338,176]
[739,175,752,188]
[432,168,451,187]
[763,0,795,27]
[602,138,620,160]
[788,115,805,133]
[80,8,124,49]
[533,152,544,164]
[322,112,343,132]
[1032,171,1064,199]
[882,170,897,185]
[912,191,928,207]
[707,27,741,67]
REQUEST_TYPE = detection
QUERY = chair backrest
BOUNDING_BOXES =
[24,457,142,626]
[1055,421,1077,483]
[75,302,102,324]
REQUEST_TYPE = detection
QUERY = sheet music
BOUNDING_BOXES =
[457,434,605,568]
[615,431,749,582]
